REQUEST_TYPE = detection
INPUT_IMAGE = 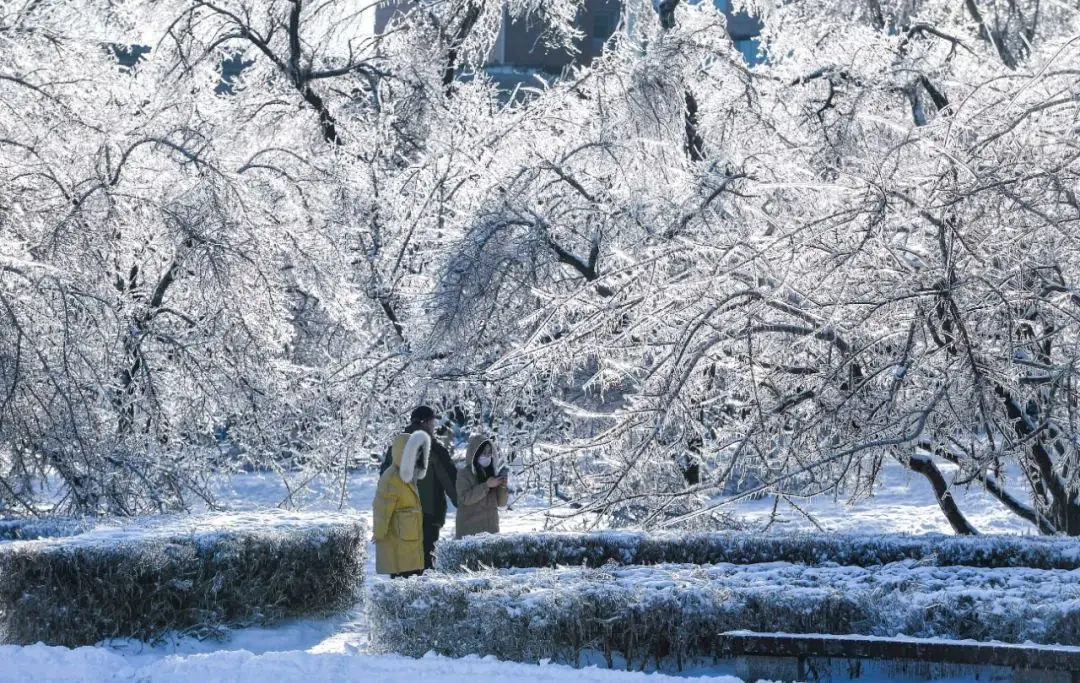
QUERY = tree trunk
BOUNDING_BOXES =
[683,90,705,162]
[442,2,482,97]
[908,454,980,535]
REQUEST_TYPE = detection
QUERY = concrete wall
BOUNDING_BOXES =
[733,654,1078,683]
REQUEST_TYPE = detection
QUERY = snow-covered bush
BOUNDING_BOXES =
[0,518,100,542]
[0,512,366,646]
[435,531,1080,572]
[370,561,1080,669]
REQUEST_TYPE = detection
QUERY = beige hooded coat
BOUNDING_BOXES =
[454,435,508,539]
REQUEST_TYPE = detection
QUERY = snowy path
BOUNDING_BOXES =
[0,645,740,683]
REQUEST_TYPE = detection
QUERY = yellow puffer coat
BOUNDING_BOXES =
[374,430,430,575]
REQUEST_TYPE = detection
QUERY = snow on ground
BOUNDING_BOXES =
[209,457,1039,544]
[727,461,1036,536]
[0,645,740,683]
[0,458,1047,680]
[102,461,1043,658]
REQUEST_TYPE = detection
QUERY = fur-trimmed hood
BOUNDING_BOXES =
[394,430,430,484]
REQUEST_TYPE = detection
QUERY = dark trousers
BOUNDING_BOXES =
[423,515,442,571]
[390,569,423,579]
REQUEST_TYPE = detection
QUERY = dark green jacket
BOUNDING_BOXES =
[381,424,458,525]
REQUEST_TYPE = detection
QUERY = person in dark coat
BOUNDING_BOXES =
[380,405,459,571]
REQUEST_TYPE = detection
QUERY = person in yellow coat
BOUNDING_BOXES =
[374,429,430,578]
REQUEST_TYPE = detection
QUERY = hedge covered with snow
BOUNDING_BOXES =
[434,530,1080,572]
[0,511,366,647]
[370,561,1080,669]
[0,517,100,541]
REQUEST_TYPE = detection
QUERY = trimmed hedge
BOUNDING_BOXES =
[0,511,366,647]
[369,562,1080,670]
[0,517,101,541]
[434,530,1080,572]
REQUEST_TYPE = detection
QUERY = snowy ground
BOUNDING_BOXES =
[0,459,1045,681]
[0,645,741,683]
[724,461,1035,536]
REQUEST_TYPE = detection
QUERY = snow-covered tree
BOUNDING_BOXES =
[5,0,1080,537]
[443,0,1080,534]
[0,0,590,514]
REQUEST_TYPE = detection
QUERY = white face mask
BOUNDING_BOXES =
[476,455,492,468]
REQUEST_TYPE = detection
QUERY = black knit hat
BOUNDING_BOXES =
[410,405,436,424]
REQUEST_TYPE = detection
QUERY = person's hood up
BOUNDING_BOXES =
[395,430,430,483]
[465,435,494,469]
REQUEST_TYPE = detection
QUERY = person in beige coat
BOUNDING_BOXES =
[373,430,430,577]
[455,435,508,539]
